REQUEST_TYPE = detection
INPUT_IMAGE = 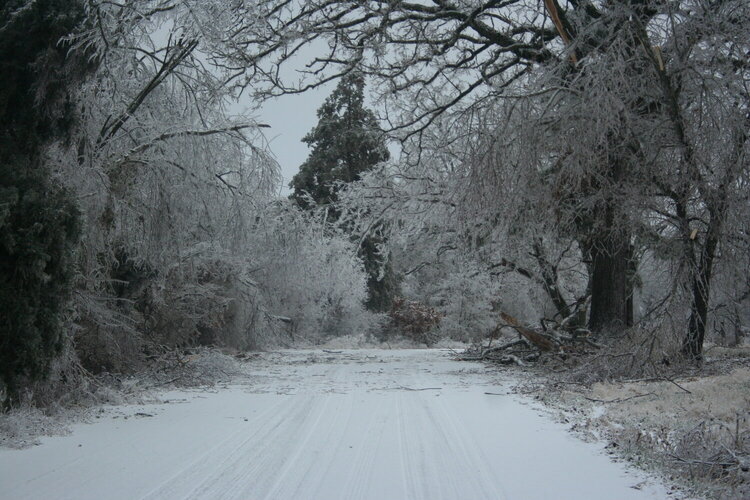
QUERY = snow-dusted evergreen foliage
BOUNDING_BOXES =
[0,0,88,407]
[289,73,396,312]
[290,73,390,210]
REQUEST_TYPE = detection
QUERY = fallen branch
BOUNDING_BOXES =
[667,453,737,468]
[501,354,527,366]
[583,392,655,404]
[456,312,598,367]
[501,312,557,351]
[397,386,442,391]
[663,376,692,394]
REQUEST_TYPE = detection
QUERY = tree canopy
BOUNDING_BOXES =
[290,73,397,312]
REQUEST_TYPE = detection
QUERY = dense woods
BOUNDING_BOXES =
[1,0,748,409]
[0,0,377,408]
[1,2,749,497]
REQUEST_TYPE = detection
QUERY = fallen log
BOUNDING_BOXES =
[500,312,557,351]
[457,340,525,361]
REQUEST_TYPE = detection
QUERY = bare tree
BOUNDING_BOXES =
[215,0,676,336]
[630,1,750,358]
[301,1,749,358]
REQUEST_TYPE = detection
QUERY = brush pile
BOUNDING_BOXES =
[458,312,599,365]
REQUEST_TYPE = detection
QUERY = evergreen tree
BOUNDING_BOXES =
[290,73,396,311]
[290,73,390,210]
[0,0,85,408]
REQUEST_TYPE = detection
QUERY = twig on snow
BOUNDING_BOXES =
[583,392,655,404]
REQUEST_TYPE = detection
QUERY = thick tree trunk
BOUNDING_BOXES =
[586,151,634,336]
[587,230,634,335]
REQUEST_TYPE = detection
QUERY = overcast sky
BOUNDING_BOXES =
[243,39,335,197]
[257,86,331,196]
[226,41,399,198]
[253,86,401,198]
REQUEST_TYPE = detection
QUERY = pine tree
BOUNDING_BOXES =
[290,73,397,311]
[0,0,85,408]
[290,73,390,210]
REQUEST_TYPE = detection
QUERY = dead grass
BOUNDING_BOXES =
[533,344,750,499]
[0,407,72,449]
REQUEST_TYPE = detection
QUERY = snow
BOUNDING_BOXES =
[0,349,671,500]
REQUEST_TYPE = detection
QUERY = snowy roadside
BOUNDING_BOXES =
[513,345,750,500]
[0,334,449,449]
[0,347,246,450]
[1,347,676,500]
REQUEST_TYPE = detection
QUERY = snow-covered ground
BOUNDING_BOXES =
[0,349,674,500]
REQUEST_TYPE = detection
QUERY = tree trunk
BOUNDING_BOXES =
[586,151,634,336]
[531,240,573,322]
[679,123,740,360]
[683,218,720,361]
[588,230,634,335]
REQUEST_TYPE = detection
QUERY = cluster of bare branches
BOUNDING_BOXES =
[289,0,750,361]
[20,0,382,382]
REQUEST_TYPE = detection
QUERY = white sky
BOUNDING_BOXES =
[257,87,331,196]
[232,40,401,198]
[154,21,399,198]
[249,39,335,197]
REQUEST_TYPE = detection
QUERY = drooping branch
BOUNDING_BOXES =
[97,38,199,148]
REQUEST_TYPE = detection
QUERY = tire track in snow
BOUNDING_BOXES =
[424,394,509,500]
[341,397,394,500]
[402,392,463,500]
[250,361,359,499]
[259,394,348,499]
[395,363,506,500]
[396,392,420,500]
[173,362,352,500]
[204,363,349,500]
[1,350,673,500]
[140,393,316,500]
[263,363,378,500]
[187,394,319,500]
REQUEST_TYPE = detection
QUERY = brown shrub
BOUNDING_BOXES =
[389,297,442,345]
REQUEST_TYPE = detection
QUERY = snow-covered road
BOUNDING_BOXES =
[1,349,671,499]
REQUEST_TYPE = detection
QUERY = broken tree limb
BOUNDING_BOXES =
[484,339,527,355]
[456,340,526,361]
[500,312,557,351]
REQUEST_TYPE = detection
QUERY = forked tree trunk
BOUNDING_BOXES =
[531,240,573,322]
